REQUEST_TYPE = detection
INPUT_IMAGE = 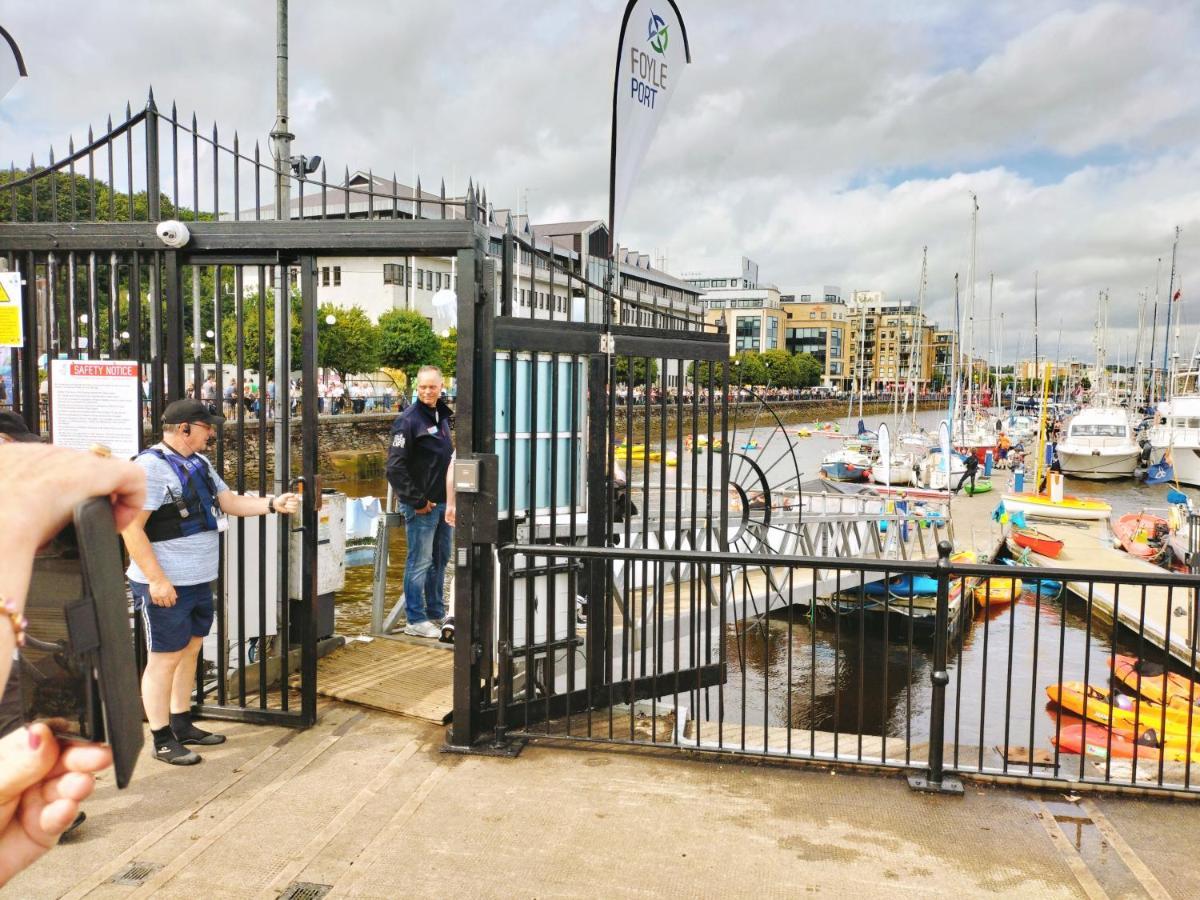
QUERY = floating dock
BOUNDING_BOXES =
[950,491,1200,675]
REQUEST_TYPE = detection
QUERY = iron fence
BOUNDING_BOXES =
[493,541,1200,797]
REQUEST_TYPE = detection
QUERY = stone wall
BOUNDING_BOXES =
[213,399,901,484]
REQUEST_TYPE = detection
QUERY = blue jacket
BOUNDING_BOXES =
[385,399,454,506]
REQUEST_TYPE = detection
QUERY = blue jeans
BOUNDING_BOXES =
[400,502,452,624]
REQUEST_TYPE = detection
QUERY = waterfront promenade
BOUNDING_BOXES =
[14,701,1195,899]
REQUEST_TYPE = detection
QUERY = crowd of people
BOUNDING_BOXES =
[180,375,400,419]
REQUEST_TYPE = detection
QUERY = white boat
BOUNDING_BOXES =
[919,449,967,491]
[1148,365,1200,487]
[1057,406,1140,480]
[871,449,918,486]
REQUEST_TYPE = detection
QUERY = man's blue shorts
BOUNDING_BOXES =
[131,581,215,653]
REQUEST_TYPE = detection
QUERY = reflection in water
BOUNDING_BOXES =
[722,589,1167,755]
[337,477,407,634]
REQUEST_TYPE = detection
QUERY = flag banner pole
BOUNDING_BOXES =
[606,0,691,267]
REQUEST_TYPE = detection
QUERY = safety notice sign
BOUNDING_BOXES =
[0,271,23,347]
[50,360,141,459]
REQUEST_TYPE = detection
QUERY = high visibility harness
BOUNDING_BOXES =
[140,447,221,543]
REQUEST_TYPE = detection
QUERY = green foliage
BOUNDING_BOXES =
[317,303,381,380]
[614,355,659,388]
[795,352,822,387]
[732,351,768,386]
[220,289,302,375]
[378,310,441,383]
[0,167,213,223]
[439,328,458,379]
[760,349,800,388]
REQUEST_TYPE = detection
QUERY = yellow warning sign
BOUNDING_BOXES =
[0,272,23,348]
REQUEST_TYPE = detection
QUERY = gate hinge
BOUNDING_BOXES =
[599,332,615,355]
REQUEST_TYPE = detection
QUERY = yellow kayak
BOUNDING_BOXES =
[1001,492,1112,522]
[973,577,1022,606]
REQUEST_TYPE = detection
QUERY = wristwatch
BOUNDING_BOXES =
[267,495,276,514]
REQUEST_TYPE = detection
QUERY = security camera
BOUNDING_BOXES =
[155,220,191,248]
[289,155,322,177]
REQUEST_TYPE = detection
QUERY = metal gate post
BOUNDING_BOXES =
[909,539,963,795]
[297,255,320,726]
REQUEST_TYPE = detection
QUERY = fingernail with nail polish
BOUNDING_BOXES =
[27,728,41,751]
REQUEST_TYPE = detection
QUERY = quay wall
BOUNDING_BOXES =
[156,399,900,484]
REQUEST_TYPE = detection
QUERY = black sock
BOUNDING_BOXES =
[152,725,176,748]
[171,713,213,740]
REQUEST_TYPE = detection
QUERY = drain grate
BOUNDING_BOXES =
[278,882,333,900]
[109,861,163,886]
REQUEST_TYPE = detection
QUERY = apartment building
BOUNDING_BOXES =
[779,287,848,389]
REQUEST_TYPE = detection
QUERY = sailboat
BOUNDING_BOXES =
[950,197,999,465]
[1057,292,1141,479]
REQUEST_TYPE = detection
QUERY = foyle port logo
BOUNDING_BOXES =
[647,11,668,55]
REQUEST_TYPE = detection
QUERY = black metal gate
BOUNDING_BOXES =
[0,92,486,728]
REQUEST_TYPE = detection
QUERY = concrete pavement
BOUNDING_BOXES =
[11,702,1197,899]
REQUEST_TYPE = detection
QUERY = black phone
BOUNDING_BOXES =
[21,497,144,788]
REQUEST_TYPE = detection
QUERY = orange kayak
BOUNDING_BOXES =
[1110,656,1200,710]
[1053,723,1200,764]
[1046,682,1200,743]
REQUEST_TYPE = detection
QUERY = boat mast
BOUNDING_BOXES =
[966,193,979,415]
[1162,226,1180,396]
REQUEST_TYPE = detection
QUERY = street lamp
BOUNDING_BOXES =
[206,329,215,339]
[325,314,337,326]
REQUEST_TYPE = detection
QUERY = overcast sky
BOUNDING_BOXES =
[3,1,1197,363]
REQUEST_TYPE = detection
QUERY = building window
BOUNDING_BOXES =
[735,316,760,351]
[417,269,425,290]
[383,263,403,285]
[766,317,779,349]
[321,267,330,287]
[800,294,811,301]
[333,266,341,286]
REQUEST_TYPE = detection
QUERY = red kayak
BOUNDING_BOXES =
[1052,722,1200,764]
[1112,513,1169,561]
[1011,526,1064,559]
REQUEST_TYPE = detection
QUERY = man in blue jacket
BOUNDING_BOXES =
[386,366,454,638]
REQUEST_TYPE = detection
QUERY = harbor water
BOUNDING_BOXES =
[333,407,1200,757]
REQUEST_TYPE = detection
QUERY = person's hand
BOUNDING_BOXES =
[149,577,177,608]
[0,443,146,555]
[0,723,112,887]
[273,492,301,515]
[415,501,435,516]
[445,504,456,527]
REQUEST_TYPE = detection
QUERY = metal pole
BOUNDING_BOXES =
[909,539,963,794]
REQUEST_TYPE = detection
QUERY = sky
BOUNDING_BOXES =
[2,0,1198,364]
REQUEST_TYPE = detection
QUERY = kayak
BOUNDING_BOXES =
[999,558,1062,597]
[1052,723,1200,764]
[862,574,939,599]
[617,445,661,462]
[1001,492,1112,522]
[963,479,993,496]
[1010,526,1064,559]
[1110,655,1200,710]
[973,576,1022,606]
[1112,513,1169,561]
[1046,682,1200,742]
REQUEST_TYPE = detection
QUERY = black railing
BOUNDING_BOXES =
[494,541,1200,796]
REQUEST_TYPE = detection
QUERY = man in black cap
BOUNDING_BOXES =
[121,399,302,766]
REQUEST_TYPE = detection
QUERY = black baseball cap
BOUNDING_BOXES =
[162,398,225,427]
[0,410,43,442]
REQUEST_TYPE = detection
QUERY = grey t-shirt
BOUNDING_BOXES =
[126,444,229,587]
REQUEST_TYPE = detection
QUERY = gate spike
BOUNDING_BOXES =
[125,101,132,121]
[146,86,157,111]
[171,100,177,121]
[106,114,113,133]
[87,125,93,144]
[440,178,446,199]
[68,136,75,155]
[191,112,198,132]
[505,211,513,232]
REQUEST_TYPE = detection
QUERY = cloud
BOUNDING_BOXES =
[1,0,1198,360]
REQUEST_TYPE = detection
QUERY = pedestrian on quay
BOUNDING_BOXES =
[953,452,980,494]
[200,374,217,415]
[385,366,454,639]
[121,399,301,766]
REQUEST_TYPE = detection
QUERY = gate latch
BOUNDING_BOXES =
[599,332,616,355]
[453,459,482,493]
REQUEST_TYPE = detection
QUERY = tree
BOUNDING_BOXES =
[220,289,302,376]
[732,351,768,386]
[760,349,801,388]
[795,353,822,387]
[439,328,458,379]
[317,304,381,381]
[378,309,441,382]
[614,355,659,387]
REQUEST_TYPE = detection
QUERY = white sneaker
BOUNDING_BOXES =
[403,620,441,639]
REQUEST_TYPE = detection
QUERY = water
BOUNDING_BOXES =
[333,406,1197,756]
